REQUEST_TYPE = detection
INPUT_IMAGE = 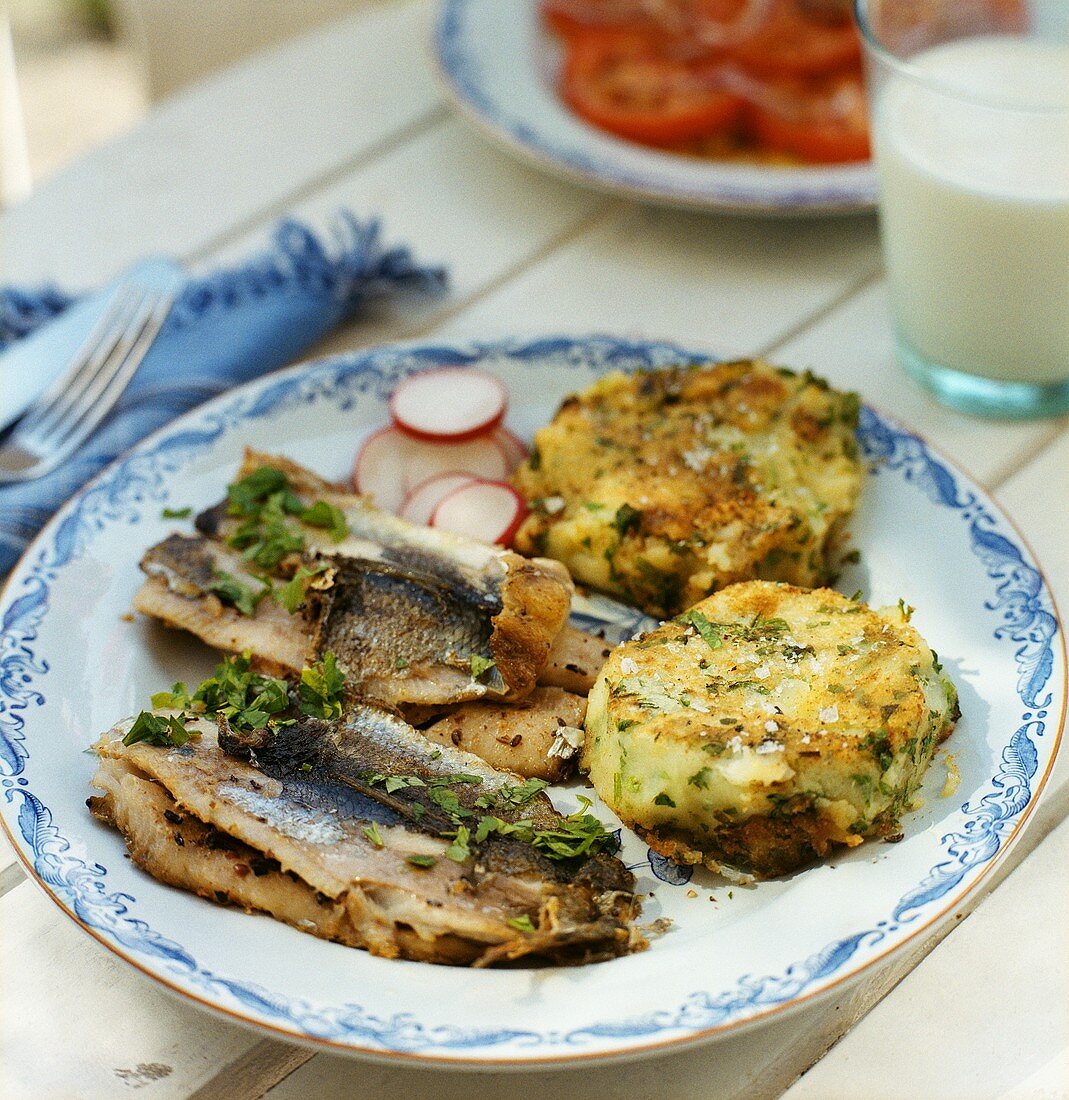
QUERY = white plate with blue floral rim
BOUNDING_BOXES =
[434,0,879,216]
[0,335,1062,1065]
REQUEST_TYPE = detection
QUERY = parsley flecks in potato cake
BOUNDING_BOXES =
[513,361,864,618]
[582,581,959,879]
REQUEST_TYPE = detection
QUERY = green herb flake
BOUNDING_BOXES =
[299,652,346,719]
[299,762,312,773]
[161,506,192,519]
[405,854,437,869]
[299,500,348,542]
[362,822,385,848]
[676,609,724,651]
[184,652,294,735]
[444,825,471,863]
[209,570,271,616]
[226,466,291,516]
[276,562,330,614]
[122,711,194,748]
[469,654,496,681]
[688,767,712,789]
[394,656,410,670]
[150,682,191,709]
[897,598,915,622]
[654,793,676,807]
[611,503,643,537]
[506,915,536,934]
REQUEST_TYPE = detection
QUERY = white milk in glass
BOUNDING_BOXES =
[874,37,1069,384]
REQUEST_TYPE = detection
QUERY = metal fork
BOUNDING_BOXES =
[0,281,176,483]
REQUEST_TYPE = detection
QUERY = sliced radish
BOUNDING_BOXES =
[431,479,527,546]
[352,425,411,513]
[353,427,510,513]
[493,426,530,470]
[402,433,509,491]
[399,472,479,526]
[390,367,507,442]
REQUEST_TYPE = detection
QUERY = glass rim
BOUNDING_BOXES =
[853,0,1069,115]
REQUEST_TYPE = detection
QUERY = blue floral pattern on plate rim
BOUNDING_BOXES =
[435,0,879,215]
[0,335,1062,1062]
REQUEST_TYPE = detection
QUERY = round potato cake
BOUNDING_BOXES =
[582,581,960,878]
[513,360,864,619]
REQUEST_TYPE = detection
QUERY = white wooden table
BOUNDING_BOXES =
[1,3,1067,1096]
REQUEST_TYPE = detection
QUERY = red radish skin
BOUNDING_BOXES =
[390,368,508,443]
[399,472,479,526]
[353,427,511,515]
[402,433,509,493]
[431,480,528,546]
[493,426,530,470]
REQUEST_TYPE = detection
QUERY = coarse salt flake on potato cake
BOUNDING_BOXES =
[582,581,960,879]
[513,360,864,619]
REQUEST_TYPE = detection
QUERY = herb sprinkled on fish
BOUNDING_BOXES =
[122,711,195,748]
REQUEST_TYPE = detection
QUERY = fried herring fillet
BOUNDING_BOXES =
[91,707,642,966]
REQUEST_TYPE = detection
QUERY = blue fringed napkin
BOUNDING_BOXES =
[0,213,446,576]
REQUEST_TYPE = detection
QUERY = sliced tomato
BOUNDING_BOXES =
[541,0,655,39]
[732,0,861,76]
[561,31,746,146]
[746,72,870,163]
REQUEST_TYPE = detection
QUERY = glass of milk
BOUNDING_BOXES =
[856,0,1069,418]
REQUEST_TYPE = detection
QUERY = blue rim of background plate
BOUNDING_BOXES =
[434,0,880,215]
[0,335,1062,1062]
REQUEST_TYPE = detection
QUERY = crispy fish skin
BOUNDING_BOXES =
[139,450,573,707]
[88,759,380,952]
[135,535,311,675]
[92,708,640,966]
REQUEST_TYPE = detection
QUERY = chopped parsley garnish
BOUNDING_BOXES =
[897,598,915,622]
[507,915,536,933]
[226,466,293,515]
[444,825,471,863]
[494,777,548,807]
[122,711,194,748]
[209,570,272,616]
[224,466,348,570]
[362,822,385,848]
[276,562,330,613]
[298,500,348,542]
[687,767,712,789]
[299,653,346,720]
[849,589,864,603]
[227,498,305,570]
[394,656,410,670]
[654,793,676,807]
[676,609,723,650]
[161,506,192,519]
[469,654,496,681]
[144,651,347,737]
[405,854,437,868]
[472,796,612,860]
[187,652,293,733]
[611,502,643,537]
